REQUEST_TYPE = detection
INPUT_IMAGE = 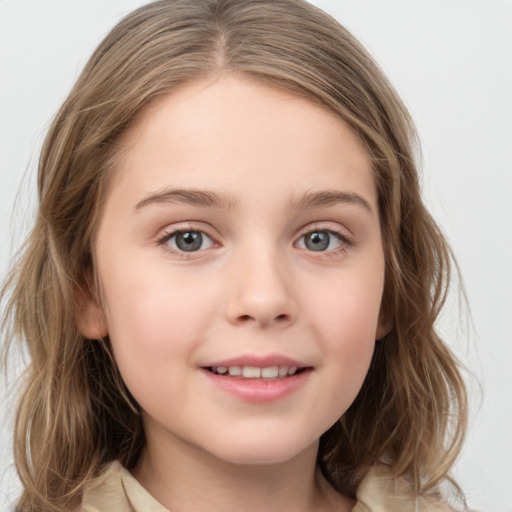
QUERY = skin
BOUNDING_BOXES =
[79,75,389,512]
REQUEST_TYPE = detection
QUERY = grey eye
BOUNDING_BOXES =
[168,231,214,252]
[297,231,342,252]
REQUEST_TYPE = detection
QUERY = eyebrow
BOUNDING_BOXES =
[133,187,373,214]
[288,189,373,214]
[134,187,238,211]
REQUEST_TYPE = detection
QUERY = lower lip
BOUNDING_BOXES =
[201,369,312,403]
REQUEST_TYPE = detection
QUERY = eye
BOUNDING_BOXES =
[162,230,215,253]
[296,230,344,252]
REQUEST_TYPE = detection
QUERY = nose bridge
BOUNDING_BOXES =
[226,236,296,327]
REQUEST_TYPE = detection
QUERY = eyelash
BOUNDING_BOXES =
[156,225,352,258]
[156,227,217,258]
[295,225,352,258]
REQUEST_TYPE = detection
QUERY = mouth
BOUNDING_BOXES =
[204,365,309,380]
[200,358,312,402]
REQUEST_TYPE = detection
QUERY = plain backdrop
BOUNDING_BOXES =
[1,1,511,511]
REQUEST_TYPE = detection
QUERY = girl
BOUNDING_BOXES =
[1,0,471,510]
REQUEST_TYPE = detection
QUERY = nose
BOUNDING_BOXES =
[225,247,297,328]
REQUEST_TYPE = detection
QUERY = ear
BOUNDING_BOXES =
[375,308,393,341]
[75,280,108,340]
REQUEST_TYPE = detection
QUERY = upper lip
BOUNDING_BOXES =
[201,355,309,368]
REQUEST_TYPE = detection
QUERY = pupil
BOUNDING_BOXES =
[305,231,329,251]
[176,231,202,252]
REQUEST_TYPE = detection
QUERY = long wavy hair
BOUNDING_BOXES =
[1,0,467,510]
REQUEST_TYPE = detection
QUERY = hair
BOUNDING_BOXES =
[1,0,468,510]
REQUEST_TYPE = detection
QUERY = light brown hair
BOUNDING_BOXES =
[1,1,467,510]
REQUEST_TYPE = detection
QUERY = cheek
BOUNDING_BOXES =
[304,268,383,398]
[99,270,218,389]
[101,283,202,416]
[306,267,384,340]
[102,263,215,340]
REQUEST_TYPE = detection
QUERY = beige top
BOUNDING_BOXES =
[81,461,463,512]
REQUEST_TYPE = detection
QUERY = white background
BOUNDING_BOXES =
[1,1,511,511]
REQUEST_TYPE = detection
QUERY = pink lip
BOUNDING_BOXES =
[201,355,307,368]
[199,354,313,403]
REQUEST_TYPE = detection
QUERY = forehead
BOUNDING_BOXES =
[107,75,376,210]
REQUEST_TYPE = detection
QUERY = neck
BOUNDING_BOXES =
[132,434,352,512]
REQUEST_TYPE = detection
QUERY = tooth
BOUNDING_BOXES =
[216,366,227,374]
[288,366,297,375]
[261,366,279,378]
[278,366,289,376]
[228,366,242,376]
[243,366,261,378]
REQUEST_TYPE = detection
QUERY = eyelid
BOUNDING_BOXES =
[295,222,352,240]
[294,223,353,253]
[155,223,220,257]
[154,221,352,258]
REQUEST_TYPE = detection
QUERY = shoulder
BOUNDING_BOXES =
[353,464,469,512]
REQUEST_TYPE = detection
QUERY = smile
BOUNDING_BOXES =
[207,365,301,379]
[201,357,312,402]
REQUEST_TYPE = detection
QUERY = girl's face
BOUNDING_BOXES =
[81,76,388,467]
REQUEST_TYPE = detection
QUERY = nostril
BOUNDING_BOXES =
[235,313,290,324]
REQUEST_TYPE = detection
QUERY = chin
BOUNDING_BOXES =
[206,432,319,466]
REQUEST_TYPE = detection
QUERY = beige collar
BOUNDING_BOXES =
[82,460,461,512]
